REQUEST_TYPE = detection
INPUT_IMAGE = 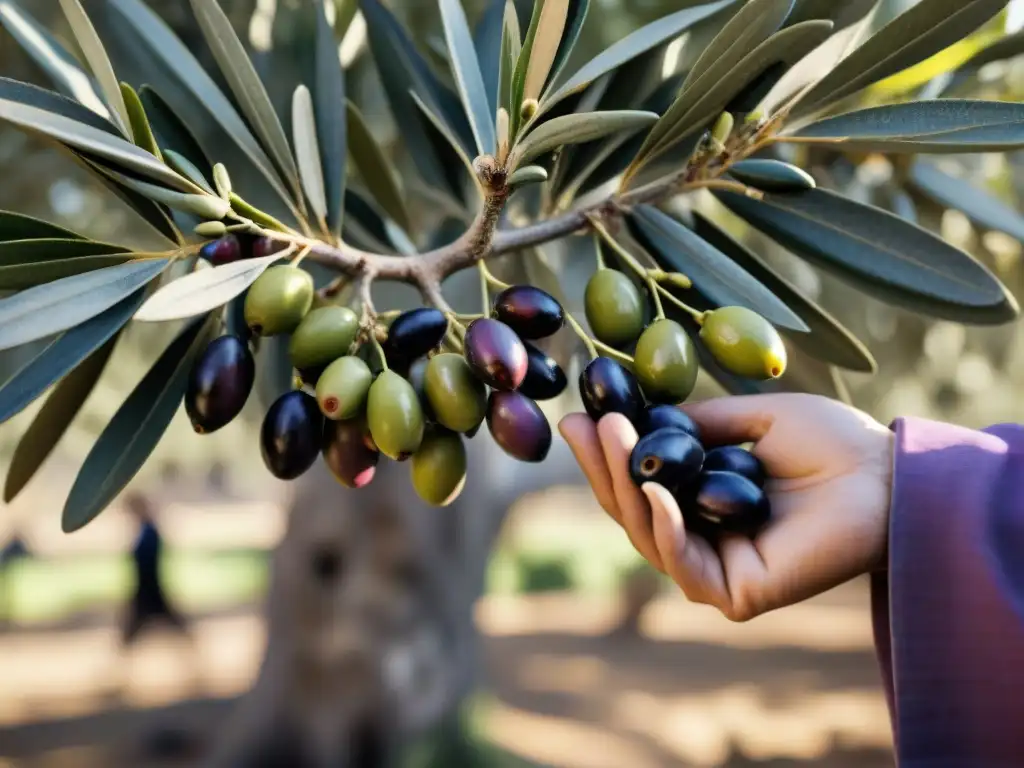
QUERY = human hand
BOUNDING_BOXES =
[558,394,895,622]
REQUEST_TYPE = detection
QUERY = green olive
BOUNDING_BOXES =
[289,306,360,370]
[244,265,314,336]
[316,356,373,420]
[584,269,646,347]
[424,353,487,434]
[700,306,787,380]
[633,319,699,404]
[366,370,425,460]
[411,429,467,507]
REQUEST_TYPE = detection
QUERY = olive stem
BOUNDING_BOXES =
[587,215,651,282]
[290,244,312,267]
[685,178,764,199]
[370,336,389,370]
[564,310,635,366]
[477,261,491,315]
[479,261,511,290]
[654,283,706,323]
[648,277,666,320]
[592,232,606,270]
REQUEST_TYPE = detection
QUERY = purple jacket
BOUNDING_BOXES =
[874,417,1024,766]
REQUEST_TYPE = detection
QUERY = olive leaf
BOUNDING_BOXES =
[62,312,218,533]
[292,85,328,225]
[440,0,498,157]
[907,161,1024,243]
[0,257,170,351]
[3,335,119,503]
[499,0,523,119]
[523,0,571,103]
[0,76,118,135]
[540,0,736,115]
[313,0,347,237]
[90,166,228,220]
[715,187,1018,324]
[0,210,87,242]
[545,0,590,95]
[475,0,506,117]
[510,110,659,168]
[788,100,1024,153]
[410,90,480,197]
[134,252,288,323]
[628,204,808,331]
[728,159,816,192]
[58,0,132,138]
[138,87,211,174]
[346,101,414,233]
[0,238,132,266]
[0,254,135,291]
[118,82,160,159]
[189,0,303,204]
[0,288,145,424]
[791,0,1009,118]
[163,150,215,196]
[0,0,110,119]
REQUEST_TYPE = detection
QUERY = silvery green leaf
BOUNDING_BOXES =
[440,0,498,156]
[346,100,413,233]
[509,165,549,186]
[118,82,160,158]
[510,110,658,168]
[292,85,328,224]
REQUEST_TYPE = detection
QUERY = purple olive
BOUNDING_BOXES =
[486,391,552,463]
[464,318,528,391]
[579,356,644,423]
[636,404,701,440]
[199,235,242,265]
[250,235,289,259]
[492,285,565,340]
[517,342,568,401]
[629,428,705,495]
[703,446,766,488]
[322,417,379,489]
[260,391,324,480]
[693,471,771,537]
[185,334,255,434]
[382,308,449,366]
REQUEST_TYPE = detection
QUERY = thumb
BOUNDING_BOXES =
[681,394,798,447]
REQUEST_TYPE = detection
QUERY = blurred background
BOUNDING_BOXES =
[3,0,1024,766]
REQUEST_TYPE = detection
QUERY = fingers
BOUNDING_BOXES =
[597,415,663,571]
[558,414,621,525]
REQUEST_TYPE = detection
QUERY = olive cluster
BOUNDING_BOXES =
[183,235,571,507]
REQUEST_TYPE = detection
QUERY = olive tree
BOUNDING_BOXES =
[1,0,1024,765]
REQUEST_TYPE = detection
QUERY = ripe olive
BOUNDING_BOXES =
[411,429,468,507]
[200,234,242,266]
[260,390,323,480]
[487,391,552,463]
[424,353,487,434]
[633,319,699,405]
[693,471,771,536]
[185,334,255,434]
[584,269,645,347]
[464,318,528,391]
[322,417,379,489]
[366,370,425,461]
[382,308,449,366]
[244,265,315,336]
[316,356,373,420]
[492,285,565,340]
[517,342,568,401]
[250,235,288,259]
[703,446,766,488]
[629,428,705,495]
[700,306,787,380]
[579,356,644,423]
[289,306,360,371]
[636,404,701,441]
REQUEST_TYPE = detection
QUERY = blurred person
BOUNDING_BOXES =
[560,394,1024,766]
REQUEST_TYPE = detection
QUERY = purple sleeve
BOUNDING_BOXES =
[872,416,1024,766]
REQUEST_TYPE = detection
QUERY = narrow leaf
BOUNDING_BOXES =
[440,0,498,156]
[163,150,215,195]
[94,167,228,220]
[0,76,118,135]
[0,0,109,118]
[409,90,480,191]
[542,0,737,114]
[510,110,659,168]
[118,82,160,159]
[474,0,506,117]
[134,252,286,323]
[499,0,523,118]
[3,334,118,503]
[0,210,86,242]
[546,0,590,93]
[523,0,570,102]
[788,99,1024,153]
[189,0,302,202]
[715,187,1018,323]
[0,258,170,351]
[62,312,218,533]
[0,288,144,424]
[793,0,1008,117]
[58,0,132,138]
[629,205,808,331]
[138,87,211,174]
[292,85,328,224]
[314,0,347,236]
[346,101,413,232]
[690,211,876,372]
[907,161,1024,243]
[509,0,546,131]
[0,237,126,265]
[508,165,549,186]
[0,98,194,192]
[0,254,134,291]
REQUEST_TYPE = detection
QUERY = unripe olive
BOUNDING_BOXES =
[700,306,787,380]
[316,356,373,420]
[366,370,425,461]
[244,265,314,336]
[289,306,360,371]
[633,319,699,404]
[424,353,487,434]
[411,429,468,507]
[584,269,645,347]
